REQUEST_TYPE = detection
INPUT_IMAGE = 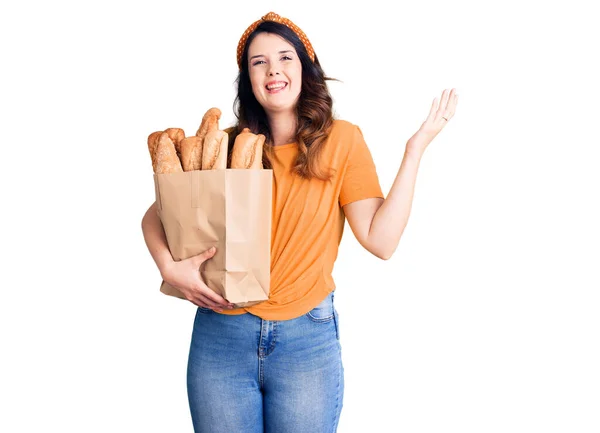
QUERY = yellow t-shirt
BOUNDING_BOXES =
[220,119,384,320]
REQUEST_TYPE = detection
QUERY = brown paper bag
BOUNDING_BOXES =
[153,169,272,307]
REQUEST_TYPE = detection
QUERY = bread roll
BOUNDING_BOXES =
[154,132,183,174]
[179,136,204,171]
[230,128,266,169]
[196,107,221,142]
[201,130,228,170]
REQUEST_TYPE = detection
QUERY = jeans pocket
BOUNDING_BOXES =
[305,292,335,323]
[333,307,340,340]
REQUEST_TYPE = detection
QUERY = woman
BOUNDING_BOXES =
[141,11,458,433]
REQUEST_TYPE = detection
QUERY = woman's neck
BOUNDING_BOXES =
[267,112,297,146]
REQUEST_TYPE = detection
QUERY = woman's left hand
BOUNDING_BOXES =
[406,88,458,155]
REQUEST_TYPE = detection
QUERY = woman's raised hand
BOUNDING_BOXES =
[407,88,458,155]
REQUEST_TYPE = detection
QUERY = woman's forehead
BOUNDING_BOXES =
[248,33,296,56]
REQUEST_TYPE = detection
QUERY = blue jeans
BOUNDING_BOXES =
[187,292,344,433]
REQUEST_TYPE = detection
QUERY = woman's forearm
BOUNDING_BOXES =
[367,88,458,260]
[368,147,423,259]
[141,202,174,276]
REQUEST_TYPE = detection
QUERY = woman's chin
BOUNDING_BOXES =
[264,102,296,115]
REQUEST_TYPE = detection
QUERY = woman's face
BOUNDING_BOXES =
[247,32,302,116]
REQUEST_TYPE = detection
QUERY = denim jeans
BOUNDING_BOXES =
[187,291,344,433]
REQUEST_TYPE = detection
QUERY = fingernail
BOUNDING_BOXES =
[210,246,216,253]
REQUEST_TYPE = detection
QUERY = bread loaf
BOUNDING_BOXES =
[230,128,266,169]
[154,132,183,174]
[196,107,221,141]
[202,129,229,170]
[147,131,163,172]
[147,107,225,173]
[164,128,185,155]
[179,136,204,171]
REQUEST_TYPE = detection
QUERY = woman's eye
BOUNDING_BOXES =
[281,56,292,61]
[252,60,265,66]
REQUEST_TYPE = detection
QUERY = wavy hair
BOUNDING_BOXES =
[227,21,338,181]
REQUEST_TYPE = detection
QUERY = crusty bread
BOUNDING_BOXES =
[164,128,185,155]
[179,136,204,171]
[148,128,185,172]
[154,132,183,174]
[196,107,221,142]
[147,131,163,172]
[230,128,266,169]
[249,134,265,169]
[201,130,228,170]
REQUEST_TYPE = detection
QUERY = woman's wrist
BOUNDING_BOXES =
[158,258,175,280]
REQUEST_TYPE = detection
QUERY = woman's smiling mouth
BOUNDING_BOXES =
[266,81,288,93]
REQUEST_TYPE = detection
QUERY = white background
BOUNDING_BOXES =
[1,0,599,432]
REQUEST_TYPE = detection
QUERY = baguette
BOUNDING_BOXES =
[230,128,266,169]
[164,127,185,155]
[147,131,163,172]
[154,132,183,174]
[196,107,221,142]
[201,129,229,170]
[179,136,204,171]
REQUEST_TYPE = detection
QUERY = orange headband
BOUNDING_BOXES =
[236,11,315,69]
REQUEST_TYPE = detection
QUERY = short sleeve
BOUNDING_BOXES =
[339,125,384,207]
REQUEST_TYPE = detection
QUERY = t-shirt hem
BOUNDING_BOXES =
[218,287,333,321]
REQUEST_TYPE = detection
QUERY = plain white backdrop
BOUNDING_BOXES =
[1,0,599,432]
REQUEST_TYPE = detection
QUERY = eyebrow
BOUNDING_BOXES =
[249,50,294,61]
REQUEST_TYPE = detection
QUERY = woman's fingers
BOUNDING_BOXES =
[190,246,217,268]
[203,288,234,308]
[189,291,225,310]
[428,97,438,121]
[196,294,225,310]
[439,88,458,121]
[437,89,450,121]
[194,283,234,309]
[449,90,459,115]
[439,89,451,113]
[427,88,457,125]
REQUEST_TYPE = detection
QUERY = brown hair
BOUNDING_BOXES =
[229,20,338,181]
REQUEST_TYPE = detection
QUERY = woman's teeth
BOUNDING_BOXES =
[266,83,287,91]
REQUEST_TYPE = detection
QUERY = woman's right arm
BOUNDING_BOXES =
[141,202,176,276]
[141,202,234,311]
